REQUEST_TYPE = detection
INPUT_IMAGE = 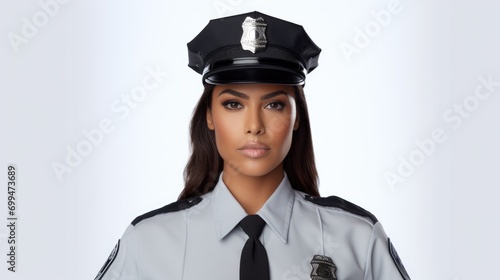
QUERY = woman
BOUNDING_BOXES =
[95,11,411,280]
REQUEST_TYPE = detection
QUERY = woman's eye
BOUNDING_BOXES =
[223,101,242,110]
[265,102,284,110]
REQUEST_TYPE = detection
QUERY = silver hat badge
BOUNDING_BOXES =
[240,16,267,53]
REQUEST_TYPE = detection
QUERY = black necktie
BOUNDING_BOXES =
[239,215,270,280]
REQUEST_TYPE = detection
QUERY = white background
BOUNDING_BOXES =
[1,0,499,279]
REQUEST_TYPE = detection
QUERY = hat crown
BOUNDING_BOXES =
[187,11,321,85]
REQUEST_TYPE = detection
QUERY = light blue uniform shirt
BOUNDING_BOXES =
[96,173,410,280]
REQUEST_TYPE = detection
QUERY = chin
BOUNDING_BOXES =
[225,158,283,179]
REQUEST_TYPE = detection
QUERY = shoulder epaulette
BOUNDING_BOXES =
[131,196,202,226]
[305,195,378,224]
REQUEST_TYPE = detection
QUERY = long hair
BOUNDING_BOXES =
[179,83,319,199]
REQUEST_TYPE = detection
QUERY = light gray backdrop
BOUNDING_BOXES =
[1,0,499,279]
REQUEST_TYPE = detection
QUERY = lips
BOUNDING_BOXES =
[238,142,270,159]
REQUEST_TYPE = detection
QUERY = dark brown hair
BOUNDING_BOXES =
[179,83,319,199]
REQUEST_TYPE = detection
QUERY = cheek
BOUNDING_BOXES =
[269,96,298,138]
[212,114,239,146]
[266,113,295,151]
[267,114,294,135]
[266,102,296,139]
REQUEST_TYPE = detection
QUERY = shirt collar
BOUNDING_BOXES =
[211,172,295,243]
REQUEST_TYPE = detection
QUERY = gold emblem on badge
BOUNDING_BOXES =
[240,16,267,53]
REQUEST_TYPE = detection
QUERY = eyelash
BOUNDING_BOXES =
[266,102,285,110]
[221,101,285,111]
[222,101,242,110]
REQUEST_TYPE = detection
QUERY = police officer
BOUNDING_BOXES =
[95,11,411,280]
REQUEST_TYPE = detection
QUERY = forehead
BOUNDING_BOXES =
[213,84,295,97]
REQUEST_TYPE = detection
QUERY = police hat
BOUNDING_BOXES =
[187,11,321,85]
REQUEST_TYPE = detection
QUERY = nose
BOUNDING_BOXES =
[245,107,265,135]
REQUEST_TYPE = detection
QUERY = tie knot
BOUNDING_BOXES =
[239,215,266,238]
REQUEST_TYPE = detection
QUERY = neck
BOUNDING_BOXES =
[222,165,284,215]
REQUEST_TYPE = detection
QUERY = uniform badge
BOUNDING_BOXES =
[95,240,120,280]
[310,254,337,280]
[388,238,411,280]
[240,16,267,53]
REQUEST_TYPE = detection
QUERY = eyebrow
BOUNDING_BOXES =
[218,89,288,100]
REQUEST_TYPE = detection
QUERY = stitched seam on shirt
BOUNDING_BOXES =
[363,223,377,280]
[131,226,142,280]
[281,188,295,243]
[296,196,375,227]
[115,239,127,280]
[181,211,188,280]
[316,207,325,255]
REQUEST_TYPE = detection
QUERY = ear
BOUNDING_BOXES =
[206,108,215,130]
[293,110,300,130]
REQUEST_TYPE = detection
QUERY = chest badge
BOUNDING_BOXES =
[310,254,337,280]
[240,16,267,53]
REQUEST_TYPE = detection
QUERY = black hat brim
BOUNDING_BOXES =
[202,58,306,85]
